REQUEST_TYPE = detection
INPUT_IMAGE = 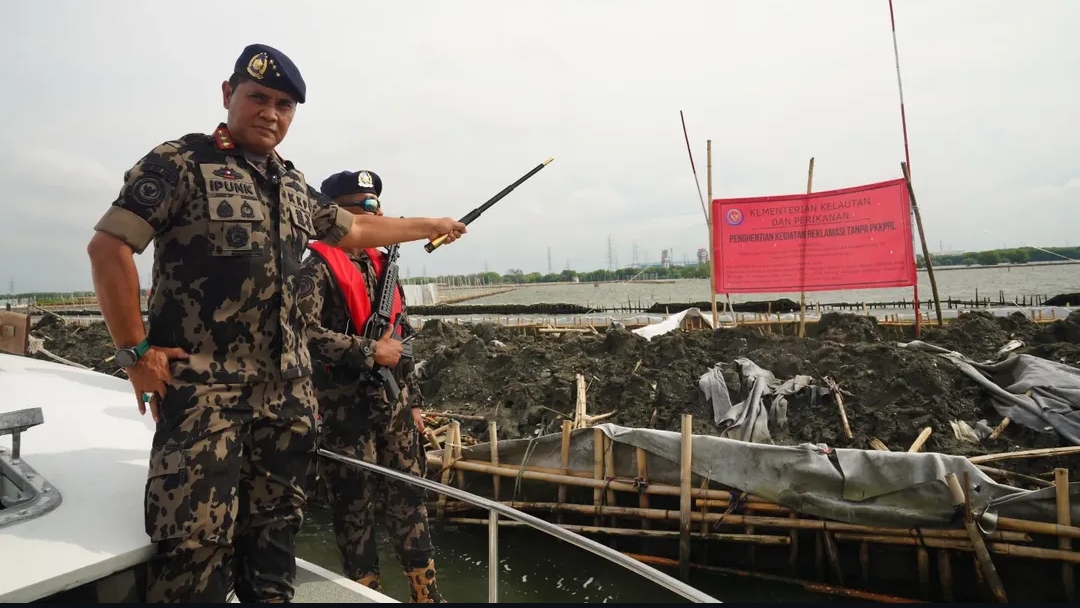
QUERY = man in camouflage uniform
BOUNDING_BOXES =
[86,43,465,603]
[298,169,446,603]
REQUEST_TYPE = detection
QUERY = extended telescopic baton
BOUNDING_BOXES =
[424,157,555,253]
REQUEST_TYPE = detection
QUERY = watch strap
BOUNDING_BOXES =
[133,338,151,358]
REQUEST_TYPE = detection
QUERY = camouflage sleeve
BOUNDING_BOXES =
[298,255,378,370]
[307,184,353,245]
[93,141,191,254]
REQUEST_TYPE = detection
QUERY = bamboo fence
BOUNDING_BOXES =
[419,407,1080,603]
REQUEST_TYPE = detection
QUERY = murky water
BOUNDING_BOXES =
[462,263,1079,309]
[296,506,847,603]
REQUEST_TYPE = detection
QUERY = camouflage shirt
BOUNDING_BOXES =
[297,250,423,410]
[92,124,354,385]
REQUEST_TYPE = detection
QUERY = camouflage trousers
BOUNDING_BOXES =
[317,389,435,583]
[143,376,318,603]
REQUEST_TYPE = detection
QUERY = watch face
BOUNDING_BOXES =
[114,349,137,368]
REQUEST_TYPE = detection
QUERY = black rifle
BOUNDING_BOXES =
[360,241,413,404]
[424,157,554,253]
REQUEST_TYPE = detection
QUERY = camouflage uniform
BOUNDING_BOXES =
[297,250,445,603]
[92,123,354,603]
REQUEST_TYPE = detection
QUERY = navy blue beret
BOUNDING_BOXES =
[233,43,306,104]
[320,170,383,199]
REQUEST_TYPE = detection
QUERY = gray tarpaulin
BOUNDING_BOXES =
[901,340,1080,445]
[698,359,825,444]
[438,423,1080,530]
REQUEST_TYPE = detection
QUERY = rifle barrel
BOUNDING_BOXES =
[425,157,554,253]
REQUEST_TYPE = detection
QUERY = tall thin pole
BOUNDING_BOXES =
[707,140,718,327]
[888,0,922,336]
[888,0,912,172]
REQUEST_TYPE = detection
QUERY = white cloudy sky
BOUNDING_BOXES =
[1,0,1077,292]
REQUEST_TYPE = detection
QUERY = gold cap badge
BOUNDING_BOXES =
[246,52,268,79]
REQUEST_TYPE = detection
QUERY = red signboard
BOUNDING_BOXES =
[712,178,917,294]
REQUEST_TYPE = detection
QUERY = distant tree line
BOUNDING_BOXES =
[402,263,711,286]
[916,246,1080,269]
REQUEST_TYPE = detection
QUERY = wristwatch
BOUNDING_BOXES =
[113,339,151,368]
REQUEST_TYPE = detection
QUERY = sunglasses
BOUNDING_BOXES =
[342,197,380,213]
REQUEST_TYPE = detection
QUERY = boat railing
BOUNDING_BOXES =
[318,448,721,603]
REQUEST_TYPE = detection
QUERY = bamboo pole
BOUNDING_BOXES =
[870,438,891,451]
[603,432,616,510]
[636,446,651,530]
[968,445,1080,464]
[988,417,1011,440]
[916,546,930,598]
[593,427,603,526]
[707,139,718,327]
[908,427,932,453]
[859,541,870,584]
[575,374,587,429]
[558,420,571,524]
[901,161,943,327]
[445,517,788,544]
[996,516,1080,541]
[823,376,852,440]
[938,550,954,602]
[945,472,1008,602]
[822,530,844,584]
[976,465,1053,488]
[488,421,500,501]
[833,531,1080,564]
[1055,468,1074,601]
[799,157,815,338]
[623,552,923,604]
[436,424,458,518]
[452,421,465,490]
[679,413,693,580]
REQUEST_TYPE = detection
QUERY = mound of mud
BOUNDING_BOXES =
[23,312,1079,480]
[921,310,1041,361]
[412,316,1078,480]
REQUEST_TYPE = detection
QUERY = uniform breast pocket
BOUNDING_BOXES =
[208,197,266,257]
[286,204,317,258]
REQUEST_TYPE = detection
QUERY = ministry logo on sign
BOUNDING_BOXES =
[725,208,744,226]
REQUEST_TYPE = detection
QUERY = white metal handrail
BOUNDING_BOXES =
[318,448,722,603]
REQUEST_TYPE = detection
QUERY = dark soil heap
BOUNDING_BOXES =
[25,310,1080,480]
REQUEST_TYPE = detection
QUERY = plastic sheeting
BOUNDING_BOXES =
[901,340,1080,445]
[631,307,715,341]
[440,423,1080,530]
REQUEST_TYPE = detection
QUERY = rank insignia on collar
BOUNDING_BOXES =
[213,125,236,150]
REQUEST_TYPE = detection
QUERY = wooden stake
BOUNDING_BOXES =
[488,421,500,501]
[679,413,693,581]
[938,550,955,602]
[859,541,870,584]
[575,374,588,429]
[603,432,616,515]
[901,162,943,327]
[1055,468,1074,601]
[799,157,815,338]
[870,438,891,451]
[988,417,1011,440]
[944,472,1008,602]
[452,421,465,490]
[908,427,932,452]
[916,546,930,598]
[822,531,844,585]
[593,427,604,526]
[635,446,650,530]
[558,420,571,524]
[823,376,852,440]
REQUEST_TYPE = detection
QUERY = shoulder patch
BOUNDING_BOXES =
[297,274,315,299]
